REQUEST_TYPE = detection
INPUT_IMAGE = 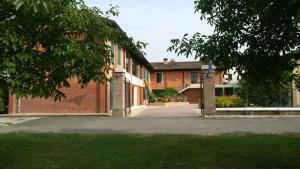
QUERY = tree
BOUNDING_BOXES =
[0,75,8,113]
[0,0,127,103]
[169,0,300,90]
[237,76,291,107]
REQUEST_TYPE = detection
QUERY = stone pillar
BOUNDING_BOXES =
[202,65,216,116]
[112,66,126,117]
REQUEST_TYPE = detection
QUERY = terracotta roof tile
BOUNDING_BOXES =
[151,61,202,71]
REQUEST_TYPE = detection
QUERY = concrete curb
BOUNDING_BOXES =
[206,115,300,118]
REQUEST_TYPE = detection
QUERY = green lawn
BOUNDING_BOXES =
[1,134,300,169]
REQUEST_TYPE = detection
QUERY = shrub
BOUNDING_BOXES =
[0,96,7,114]
[161,88,179,97]
[216,96,245,108]
[151,88,186,103]
[0,98,4,113]
[152,89,163,98]
[0,81,8,114]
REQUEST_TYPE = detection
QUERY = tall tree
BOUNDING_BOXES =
[0,0,125,102]
[169,0,300,89]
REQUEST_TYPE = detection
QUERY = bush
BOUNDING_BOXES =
[0,81,8,114]
[151,88,186,103]
[161,88,179,97]
[216,96,245,108]
[152,89,163,98]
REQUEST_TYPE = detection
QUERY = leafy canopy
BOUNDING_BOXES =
[237,76,291,107]
[169,0,300,85]
[0,0,126,101]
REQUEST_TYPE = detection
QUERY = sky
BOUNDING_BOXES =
[85,0,214,62]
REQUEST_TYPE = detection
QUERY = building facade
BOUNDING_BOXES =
[8,21,153,115]
[150,59,228,103]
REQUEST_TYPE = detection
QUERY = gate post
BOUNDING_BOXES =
[112,66,126,117]
[202,64,216,116]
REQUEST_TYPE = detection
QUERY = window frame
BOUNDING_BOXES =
[132,59,137,77]
[228,74,233,81]
[144,68,148,81]
[156,72,163,83]
[125,54,130,73]
[191,72,198,84]
[118,47,121,65]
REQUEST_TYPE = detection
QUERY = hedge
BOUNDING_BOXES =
[216,96,245,108]
[151,88,186,103]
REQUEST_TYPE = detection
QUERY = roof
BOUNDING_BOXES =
[105,19,154,71]
[151,61,203,71]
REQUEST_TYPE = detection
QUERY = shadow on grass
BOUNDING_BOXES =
[0,133,299,169]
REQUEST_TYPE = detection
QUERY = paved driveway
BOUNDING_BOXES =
[134,104,201,117]
[1,116,300,134]
[0,117,42,127]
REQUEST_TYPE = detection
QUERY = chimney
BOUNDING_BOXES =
[163,58,169,64]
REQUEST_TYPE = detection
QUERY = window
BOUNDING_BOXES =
[144,69,148,81]
[225,88,234,96]
[132,59,137,76]
[227,74,233,81]
[156,72,163,83]
[191,72,198,84]
[126,55,130,72]
[110,42,115,64]
[215,88,222,96]
[118,47,121,65]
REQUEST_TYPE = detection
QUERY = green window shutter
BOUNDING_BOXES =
[111,42,115,64]
[191,72,198,84]
[144,69,148,80]
[118,47,121,65]
[156,72,163,83]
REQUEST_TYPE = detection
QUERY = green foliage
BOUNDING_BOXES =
[0,78,8,113]
[151,88,186,103]
[0,0,147,102]
[152,89,163,97]
[143,80,154,104]
[0,98,4,113]
[161,87,179,97]
[169,0,300,90]
[216,96,245,108]
[0,0,114,101]
[237,76,291,107]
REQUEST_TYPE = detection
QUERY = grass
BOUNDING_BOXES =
[0,133,300,169]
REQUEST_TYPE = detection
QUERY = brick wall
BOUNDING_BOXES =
[151,70,222,91]
[214,70,224,85]
[9,79,108,114]
[182,88,202,103]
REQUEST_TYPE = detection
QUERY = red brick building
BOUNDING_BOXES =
[150,58,224,103]
[8,20,153,115]
[7,20,232,115]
